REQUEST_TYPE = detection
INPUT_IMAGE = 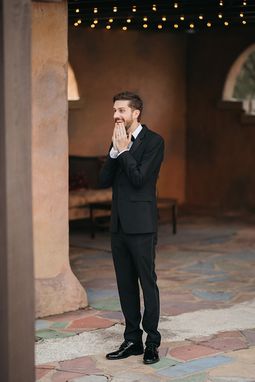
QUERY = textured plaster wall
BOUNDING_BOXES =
[68,29,187,202]
[32,2,86,317]
[186,28,255,210]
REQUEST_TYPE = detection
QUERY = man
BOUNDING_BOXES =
[99,91,164,364]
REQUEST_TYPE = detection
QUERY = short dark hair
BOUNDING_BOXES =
[113,91,143,121]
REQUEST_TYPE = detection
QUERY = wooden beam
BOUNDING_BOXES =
[0,0,34,381]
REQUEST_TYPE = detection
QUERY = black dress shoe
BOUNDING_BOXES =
[106,341,144,360]
[143,344,159,364]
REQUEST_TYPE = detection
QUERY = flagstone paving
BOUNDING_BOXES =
[36,215,255,381]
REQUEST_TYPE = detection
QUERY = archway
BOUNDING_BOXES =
[68,63,80,101]
[223,44,255,114]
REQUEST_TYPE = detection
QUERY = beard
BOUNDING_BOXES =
[115,117,133,131]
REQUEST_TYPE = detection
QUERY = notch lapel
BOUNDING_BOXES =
[130,125,147,154]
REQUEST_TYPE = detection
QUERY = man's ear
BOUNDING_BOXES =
[133,109,140,120]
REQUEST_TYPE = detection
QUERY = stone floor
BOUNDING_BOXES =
[35,214,255,381]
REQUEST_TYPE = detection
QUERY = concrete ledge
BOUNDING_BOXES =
[241,113,255,125]
[35,268,87,318]
[218,100,244,111]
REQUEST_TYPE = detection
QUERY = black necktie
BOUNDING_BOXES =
[131,135,135,142]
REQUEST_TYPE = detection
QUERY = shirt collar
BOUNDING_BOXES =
[132,124,143,140]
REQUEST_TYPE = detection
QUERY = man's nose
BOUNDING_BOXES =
[114,111,120,120]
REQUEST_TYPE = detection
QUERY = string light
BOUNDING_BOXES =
[70,2,252,32]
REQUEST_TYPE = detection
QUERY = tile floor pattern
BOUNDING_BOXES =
[36,215,255,381]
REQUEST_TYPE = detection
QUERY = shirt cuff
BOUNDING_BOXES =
[109,147,119,159]
[117,149,129,157]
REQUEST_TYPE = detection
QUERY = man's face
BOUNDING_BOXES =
[113,100,138,131]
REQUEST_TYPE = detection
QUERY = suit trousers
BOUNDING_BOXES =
[111,225,161,346]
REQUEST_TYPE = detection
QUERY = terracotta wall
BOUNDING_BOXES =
[68,29,187,202]
[186,27,255,210]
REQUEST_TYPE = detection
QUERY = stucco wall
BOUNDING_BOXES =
[186,28,255,210]
[68,29,187,202]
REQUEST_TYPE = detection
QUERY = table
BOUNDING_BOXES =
[89,197,178,238]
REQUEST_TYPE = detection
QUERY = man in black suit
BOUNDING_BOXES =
[99,92,164,364]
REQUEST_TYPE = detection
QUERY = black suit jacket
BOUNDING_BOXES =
[99,125,164,234]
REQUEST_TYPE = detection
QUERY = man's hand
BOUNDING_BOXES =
[112,122,131,152]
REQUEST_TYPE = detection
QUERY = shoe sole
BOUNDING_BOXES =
[106,350,144,360]
[143,358,160,364]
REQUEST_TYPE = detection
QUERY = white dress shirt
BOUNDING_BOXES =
[110,124,143,159]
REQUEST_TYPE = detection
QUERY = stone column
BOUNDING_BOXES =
[32,1,87,317]
[0,0,34,380]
